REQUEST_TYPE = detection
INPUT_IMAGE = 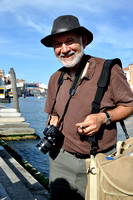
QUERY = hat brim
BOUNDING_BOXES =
[41,26,93,47]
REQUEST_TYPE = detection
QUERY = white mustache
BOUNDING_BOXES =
[59,51,75,58]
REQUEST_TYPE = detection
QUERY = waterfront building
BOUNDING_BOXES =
[0,69,5,85]
[123,64,133,91]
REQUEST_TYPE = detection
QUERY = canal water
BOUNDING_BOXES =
[4,97,49,178]
[2,97,133,179]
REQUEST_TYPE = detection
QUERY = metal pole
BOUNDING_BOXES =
[9,68,20,112]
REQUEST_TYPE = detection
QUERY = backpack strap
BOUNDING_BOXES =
[91,58,122,113]
[92,58,129,139]
[89,58,130,155]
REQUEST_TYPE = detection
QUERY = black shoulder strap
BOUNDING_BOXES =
[57,55,90,130]
[48,71,65,125]
[91,58,122,113]
[89,58,129,154]
[49,54,90,128]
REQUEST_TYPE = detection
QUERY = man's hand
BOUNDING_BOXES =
[47,114,59,126]
[76,113,106,136]
[76,105,133,136]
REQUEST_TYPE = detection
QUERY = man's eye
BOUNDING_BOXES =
[53,43,62,48]
[66,40,73,45]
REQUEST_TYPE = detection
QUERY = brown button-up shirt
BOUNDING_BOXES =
[45,56,133,154]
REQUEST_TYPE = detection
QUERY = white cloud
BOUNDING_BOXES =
[94,23,133,49]
[1,0,132,37]
[84,0,133,12]
[0,0,132,74]
[0,0,55,35]
[16,14,51,34]
[1,0,132,16]
[0,0,79,12]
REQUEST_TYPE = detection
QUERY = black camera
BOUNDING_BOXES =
[36,125,64,154]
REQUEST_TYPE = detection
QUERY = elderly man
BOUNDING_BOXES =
[41,15,133,200]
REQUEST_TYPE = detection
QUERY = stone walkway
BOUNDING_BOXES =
[0,147,49,200]
[0,107,36,140]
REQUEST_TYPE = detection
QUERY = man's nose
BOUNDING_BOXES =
[61,43,70,53]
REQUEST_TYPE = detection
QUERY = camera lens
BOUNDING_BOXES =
[36,137,53,154]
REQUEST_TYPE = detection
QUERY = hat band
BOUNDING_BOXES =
[52,27,75,35]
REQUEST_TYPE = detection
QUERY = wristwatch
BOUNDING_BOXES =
[104,111,111,125]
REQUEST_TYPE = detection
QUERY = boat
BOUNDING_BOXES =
[37,95,43,99]
[0,87,11,103]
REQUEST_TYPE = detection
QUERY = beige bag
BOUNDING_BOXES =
[85,137,133,200]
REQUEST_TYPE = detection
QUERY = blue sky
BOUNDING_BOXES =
[0,0,133,85]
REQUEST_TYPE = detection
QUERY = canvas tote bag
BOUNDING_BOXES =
[85,137,133,200]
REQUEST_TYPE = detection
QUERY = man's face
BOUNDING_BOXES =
[52,32,84,68]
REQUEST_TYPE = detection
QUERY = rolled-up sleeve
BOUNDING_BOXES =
[111,64,133,107]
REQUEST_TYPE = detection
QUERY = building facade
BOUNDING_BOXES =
[123,64,133,91]
[0,70,5,85]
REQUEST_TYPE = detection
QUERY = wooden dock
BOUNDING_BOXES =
[0,107,39,140]
[0,68,40,140]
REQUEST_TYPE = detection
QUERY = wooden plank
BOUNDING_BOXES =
[0,128,35,135]
[0,117,25,122]
[0,122,30,128]
[0,108,17,113]
[0,107,37,140]
[0,112,21,117]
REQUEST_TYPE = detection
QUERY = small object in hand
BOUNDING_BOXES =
[80,125,85,129]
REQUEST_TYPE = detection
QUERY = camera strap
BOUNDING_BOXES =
[48,54,90,129]
[57,55,90,130]
[48,71,65,125]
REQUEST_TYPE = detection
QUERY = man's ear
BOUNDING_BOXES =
[82,35,88,49]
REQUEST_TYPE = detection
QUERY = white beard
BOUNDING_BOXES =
[57,44,84,68]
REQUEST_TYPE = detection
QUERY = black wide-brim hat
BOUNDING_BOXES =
[41,15,93,47]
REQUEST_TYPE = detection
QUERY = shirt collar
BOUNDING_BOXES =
[84,57,96,80]
[62,56,96,81]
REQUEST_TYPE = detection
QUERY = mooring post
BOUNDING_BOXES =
[9,68,20,112]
